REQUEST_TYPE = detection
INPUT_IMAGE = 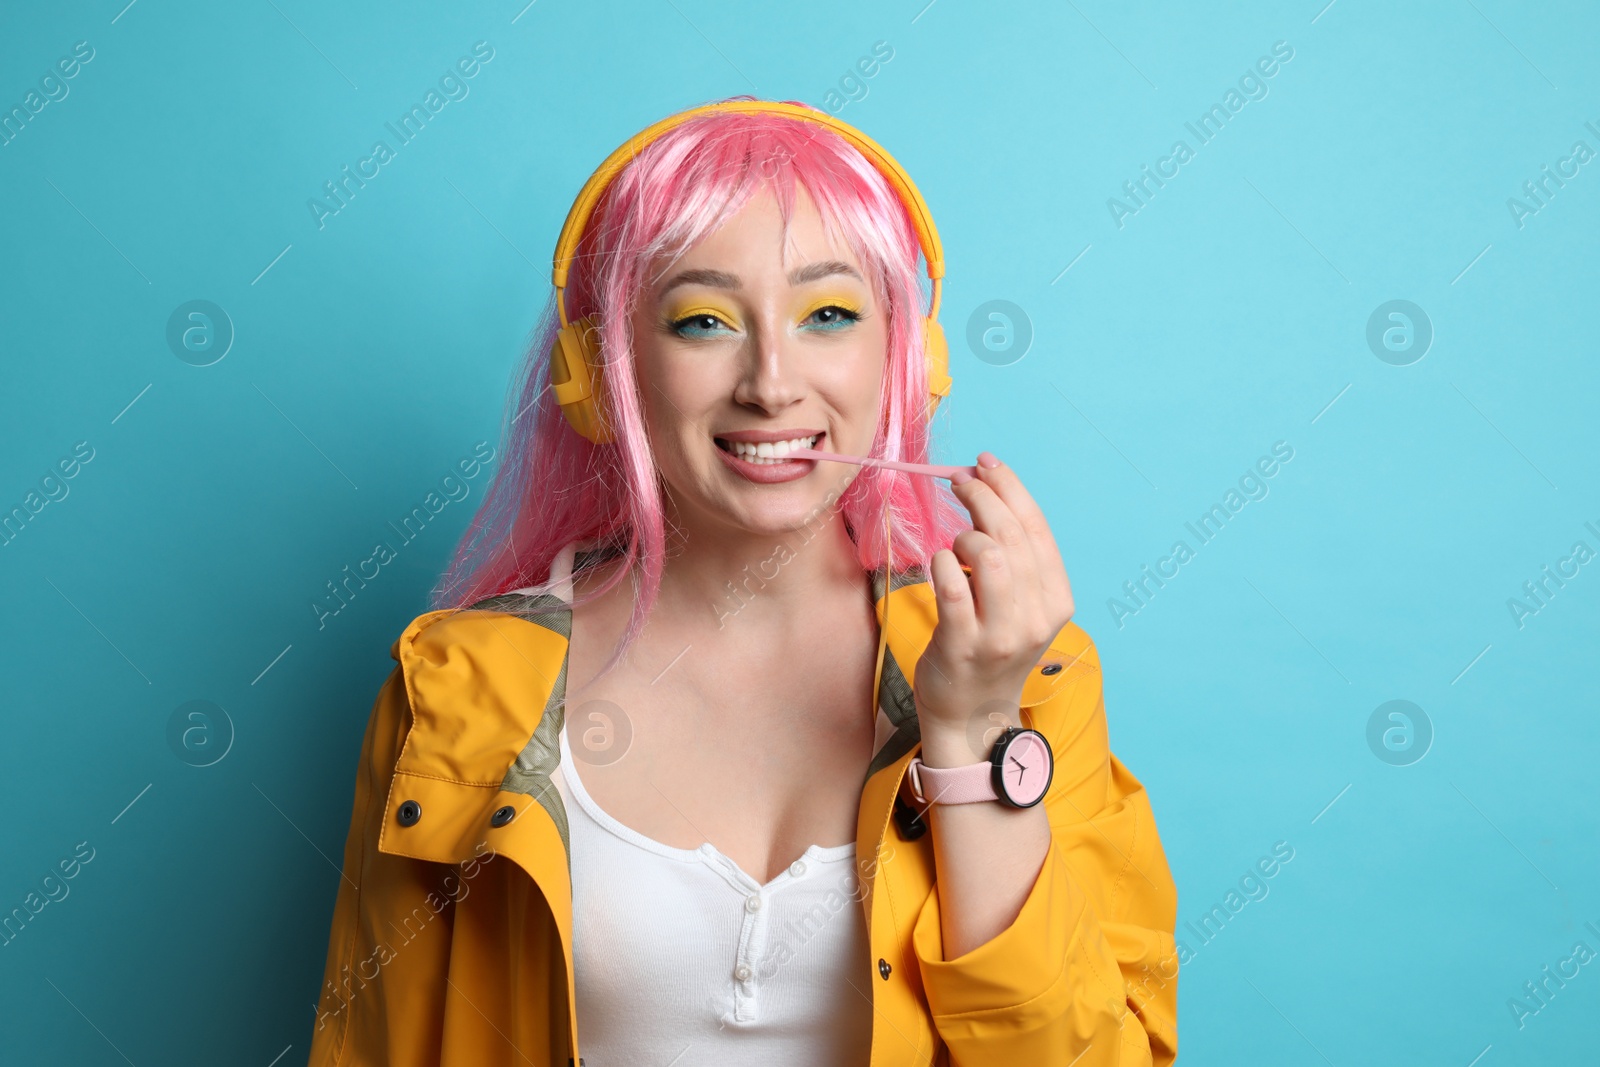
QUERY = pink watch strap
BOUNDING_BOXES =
[906,757,997,806]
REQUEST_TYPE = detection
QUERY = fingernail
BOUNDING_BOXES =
[977,451,1001,469]
[951,470,972,485]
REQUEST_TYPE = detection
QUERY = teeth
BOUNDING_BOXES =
[723,434,818,464]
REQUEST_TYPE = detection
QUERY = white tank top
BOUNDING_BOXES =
[553,721,874,1066]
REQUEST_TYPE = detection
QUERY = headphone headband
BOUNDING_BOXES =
[550,99,945,326]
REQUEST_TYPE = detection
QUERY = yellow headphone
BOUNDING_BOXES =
[546,98,952,445]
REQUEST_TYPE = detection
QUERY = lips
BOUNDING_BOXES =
[712,431,823,484]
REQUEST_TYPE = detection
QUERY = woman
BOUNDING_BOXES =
[306,97,1178,1067]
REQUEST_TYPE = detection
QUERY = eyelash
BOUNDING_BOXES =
[803,305,862,331]
[668,305,863,339]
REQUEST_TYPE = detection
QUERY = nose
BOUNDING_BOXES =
[731,313,803,414]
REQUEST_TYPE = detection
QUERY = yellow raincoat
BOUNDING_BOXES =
[305,564,1178,1065]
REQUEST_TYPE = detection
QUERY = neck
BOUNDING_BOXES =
[661,500,873,634]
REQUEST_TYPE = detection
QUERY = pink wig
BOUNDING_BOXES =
[431,95,969,674]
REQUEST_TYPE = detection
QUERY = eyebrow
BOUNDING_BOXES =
[657,260,863,296]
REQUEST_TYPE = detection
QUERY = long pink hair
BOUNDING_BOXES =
[431,96,968,676]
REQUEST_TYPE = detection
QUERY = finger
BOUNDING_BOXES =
[949,528,1014,635]
[927,547,978,647]
[951,474,1037,612]
[970,454,1072,619]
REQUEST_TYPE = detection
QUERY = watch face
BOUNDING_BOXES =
[992,729,1053,807]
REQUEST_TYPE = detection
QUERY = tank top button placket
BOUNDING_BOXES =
[731,882,769,1023]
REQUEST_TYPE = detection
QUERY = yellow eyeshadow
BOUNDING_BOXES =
[795,294,864,320]
[664,301,741,327]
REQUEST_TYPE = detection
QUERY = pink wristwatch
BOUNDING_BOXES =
[905,727,1054,809]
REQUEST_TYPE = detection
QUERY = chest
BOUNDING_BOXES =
[563,608,884,886]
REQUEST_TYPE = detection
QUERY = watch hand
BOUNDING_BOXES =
[1009,755,1027,782]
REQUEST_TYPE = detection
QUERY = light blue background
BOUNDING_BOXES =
[2,1,1596,1063]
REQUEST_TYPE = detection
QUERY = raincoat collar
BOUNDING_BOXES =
[373,546,1079,872]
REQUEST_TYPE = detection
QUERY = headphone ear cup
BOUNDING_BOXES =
[549,316,613,444]
[922,316,952,418]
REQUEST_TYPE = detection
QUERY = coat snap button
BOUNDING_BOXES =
[490,805,515,827]
[878,958,892,980]
[1041,662,1063,676]
[396,800,422,826]
[892,794,928,841]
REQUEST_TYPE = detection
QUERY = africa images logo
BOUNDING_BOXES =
[1106,40,1295,229]
[307,41,495,230]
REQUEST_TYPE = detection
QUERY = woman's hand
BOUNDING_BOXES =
[914,451,1076,755]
